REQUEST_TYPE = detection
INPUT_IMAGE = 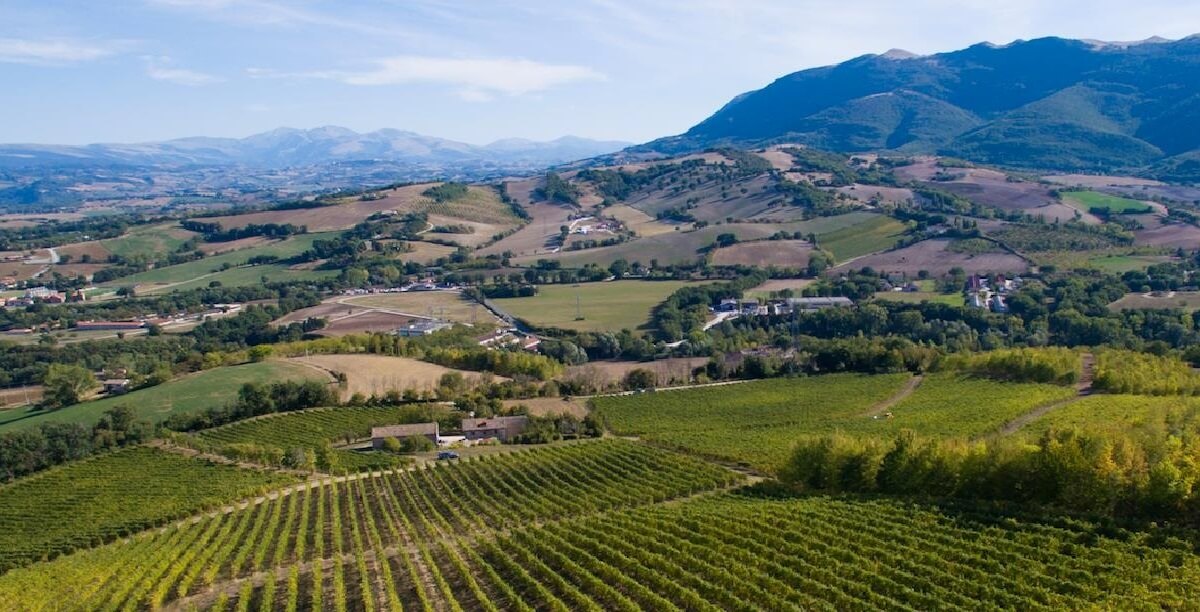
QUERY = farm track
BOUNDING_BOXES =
[863,374,924,417]
[161,472,754,612]
[994,353,1095,437]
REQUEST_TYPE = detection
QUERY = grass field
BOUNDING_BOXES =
[104,232,337,287]
[134,263,337,294]
[0,446,297,572]
[341,290,487,323]
[594,373,1076,472]
[1087,253,1174,273]
[1062,190,1153,215]
[100,222,198,260]
[0,361,325,433]
[494,280,704,332]
[874,282,963,306]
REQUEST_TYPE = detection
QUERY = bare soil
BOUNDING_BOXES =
[833,238,1028,276]
[711,240,814,267]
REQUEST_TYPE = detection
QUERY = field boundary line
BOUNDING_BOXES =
[862,374,924,417]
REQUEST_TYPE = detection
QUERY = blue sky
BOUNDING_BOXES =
[2,0,1199,145]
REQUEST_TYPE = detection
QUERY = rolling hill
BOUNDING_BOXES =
[638,35,1200,175]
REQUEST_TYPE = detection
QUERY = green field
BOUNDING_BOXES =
[1087,252,1173,273]
[134,262,337,294]
[195,405,447,471]
[100,222,198,260]
[817,214,909,260]
[0,446,297,573]
[1063,190,1153,214]
[0,361,324,433]
[494,280,705,332]
[594,373,1076,472]
[1017,394,1200,441]
[873,283,963,306]
[104,232,338,287]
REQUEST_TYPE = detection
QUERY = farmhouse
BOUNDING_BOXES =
[371,423,439,449]
[395,320,452,336]
[461,415,529,442]
[102,379,131,394]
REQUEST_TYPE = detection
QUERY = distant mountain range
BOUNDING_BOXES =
[639,35,1200,179]
[0,127,631,169]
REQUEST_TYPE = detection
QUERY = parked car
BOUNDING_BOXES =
[436,451,460,460]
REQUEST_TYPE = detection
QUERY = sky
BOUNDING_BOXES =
[2,0,1199,145]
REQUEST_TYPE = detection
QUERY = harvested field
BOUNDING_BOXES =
[899,158,1067,218]
[604,204,677,237]
[0,386,41,408]
[477,202,570,257]
[196,235,271,255]
[0,262,45,283]
[55,240,112,262]
[1109,291,1200,311]
[747,278,815,298]
[502,396,589,418]
[1131,216,1200,248]
[835,184,914,205]
[627,173,780,222]
[290,354,490,399]
[711,239,813,267]
[757,148,795,171]
[564,357,708,391]
[398,241,457,264]
[833,238,1028,276]
[1044,174,1165,188]
[424,215,507,247]
[207,184,520,232]
[317,311,418,336]
[343,290,494,324]
[52,263,109,280]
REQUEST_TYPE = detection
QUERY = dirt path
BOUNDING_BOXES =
[863,374,924,417]
[994,352,1095,437]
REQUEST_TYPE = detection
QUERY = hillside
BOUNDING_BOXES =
[639,36,1200,175]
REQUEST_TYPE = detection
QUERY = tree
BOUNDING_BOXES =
[42,364,97,410]
[624,368,657,391]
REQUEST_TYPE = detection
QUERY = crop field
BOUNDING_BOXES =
[817,214,909,260]
[0,441,741,610]
[0,447,298,572]
[1086,252,1175,273]
[194,405,451,471]
[1062,190,1153,214]
[0,361,324,433]
[107,232,337,287]
[595,373,1076,472]
[1017,394,1200,440]
[873,289,963,306]
[494,280,702,332]
[290,355,492,399]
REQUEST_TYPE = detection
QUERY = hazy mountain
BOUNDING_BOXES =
[639,35,1200,176]
[0,127,631,169]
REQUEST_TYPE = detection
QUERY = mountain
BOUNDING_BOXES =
[0,127,631,169]
[640,35,1200,174]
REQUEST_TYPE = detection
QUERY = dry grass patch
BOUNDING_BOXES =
[342,291,494,324]
[834,238,1028,276]
[291,355,493,399]
[711,240,813,267]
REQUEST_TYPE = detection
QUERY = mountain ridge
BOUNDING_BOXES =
[0,127,631,169]
[636,35,1200,177]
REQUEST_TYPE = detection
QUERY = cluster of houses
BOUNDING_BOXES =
[341,280,459,297]
[966,274,1023,312]
[370,415,530,450]
[1,287,85,308]
[714,296,855,317]
[476,327,541,351]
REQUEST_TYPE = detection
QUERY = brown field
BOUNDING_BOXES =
[290,354,491,399]
[0,262,45,283]
[835,184,915,206]
[398,241,458,264]
[1044,174,1165,188]
[477,202,571,257]
[833,238,1029,276]
[501,177,540,206]
[0,386,42,408]
[56,241,112,262]
[206,183,520,233]
[342,291,495,324]
[757,148,795,171]
[711,239,814,267]
[52,263,109,280]
[897,158,1077,220]
[746,278,816,298]
[424,216,508,248]
[317,311,420,336]
[1130,215,1200,248]
[1109,291,1200,311]
[605,205,678,237]
[197,236,272,255]
[564,357,708,391]
[503,396,589,418]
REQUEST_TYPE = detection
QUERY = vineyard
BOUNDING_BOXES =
[0,447,297,572]
[593,373,1075,472]
[192,405,450,471]
[0,440,740,610]
[1016,393,1200,441]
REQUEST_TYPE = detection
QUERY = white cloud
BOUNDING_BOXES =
[256,56,604,97]
[0,38,120,65]
[144,56,223,85]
